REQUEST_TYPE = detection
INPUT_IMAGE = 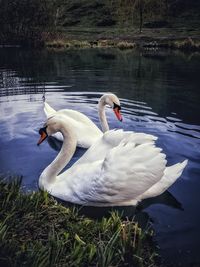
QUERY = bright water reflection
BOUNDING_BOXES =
[0,48,200,266]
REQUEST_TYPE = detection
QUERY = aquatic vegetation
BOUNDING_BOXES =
[46,39,91,49]
[0,178,159,267]
[45,38,137,50]
[45,36,200,52]
[170,38,200,51]
[116,41,136,50]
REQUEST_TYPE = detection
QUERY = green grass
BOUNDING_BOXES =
[0,177,159,267]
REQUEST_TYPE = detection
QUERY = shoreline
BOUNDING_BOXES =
[1,27,199,51]
[33,26,200,51]
[45,36,200,51]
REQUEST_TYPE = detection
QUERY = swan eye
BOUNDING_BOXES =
[113,103,122,122]
[37,126,48,146]
[39,126,47,135]
[113,102,121,110]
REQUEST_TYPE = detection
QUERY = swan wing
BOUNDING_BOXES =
[44,102,56,117]
[69,133,166,206]
[103,129,158,147]
[44,102,99,129]
[77,129,158,165]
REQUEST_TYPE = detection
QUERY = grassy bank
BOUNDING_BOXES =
[45,36,200,51]
[45,27,200,51]
[45,38,136,50]
[0,178,159,267]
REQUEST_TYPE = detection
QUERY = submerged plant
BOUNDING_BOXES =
[0,177,159,267]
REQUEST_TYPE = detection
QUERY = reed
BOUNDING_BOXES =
[46,39,91,49]
[116,41,136,50]
[171,38,200,51]
[45,38,137,50]
[0,177,159,267]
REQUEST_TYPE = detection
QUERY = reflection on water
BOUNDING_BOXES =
[0,48,200,266]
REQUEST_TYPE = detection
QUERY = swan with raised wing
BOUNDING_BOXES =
[37,115,188,206]
[44,93,122,148]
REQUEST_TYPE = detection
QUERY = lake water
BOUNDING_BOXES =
[0,48,200,266]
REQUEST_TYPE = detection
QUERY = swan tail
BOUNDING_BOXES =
[164,159,188,182]
[140,160,188,200]
[44,102,56,118]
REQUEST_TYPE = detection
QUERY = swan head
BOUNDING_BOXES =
[37,116,64,146]
[100,93,122,121]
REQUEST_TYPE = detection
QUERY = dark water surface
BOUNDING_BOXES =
[0,48,200,266]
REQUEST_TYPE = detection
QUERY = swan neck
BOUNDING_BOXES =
[98,101,109,132]
[39,124,77,188]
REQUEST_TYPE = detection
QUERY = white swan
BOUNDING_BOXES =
[37,115,188,207]
[43,93,122,148]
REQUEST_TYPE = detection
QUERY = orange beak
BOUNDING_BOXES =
[113,108,123,122]
[37,130,48,146]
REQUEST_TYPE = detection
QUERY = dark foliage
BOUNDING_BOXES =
[0,0,59,46]
[0,0,199,46]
